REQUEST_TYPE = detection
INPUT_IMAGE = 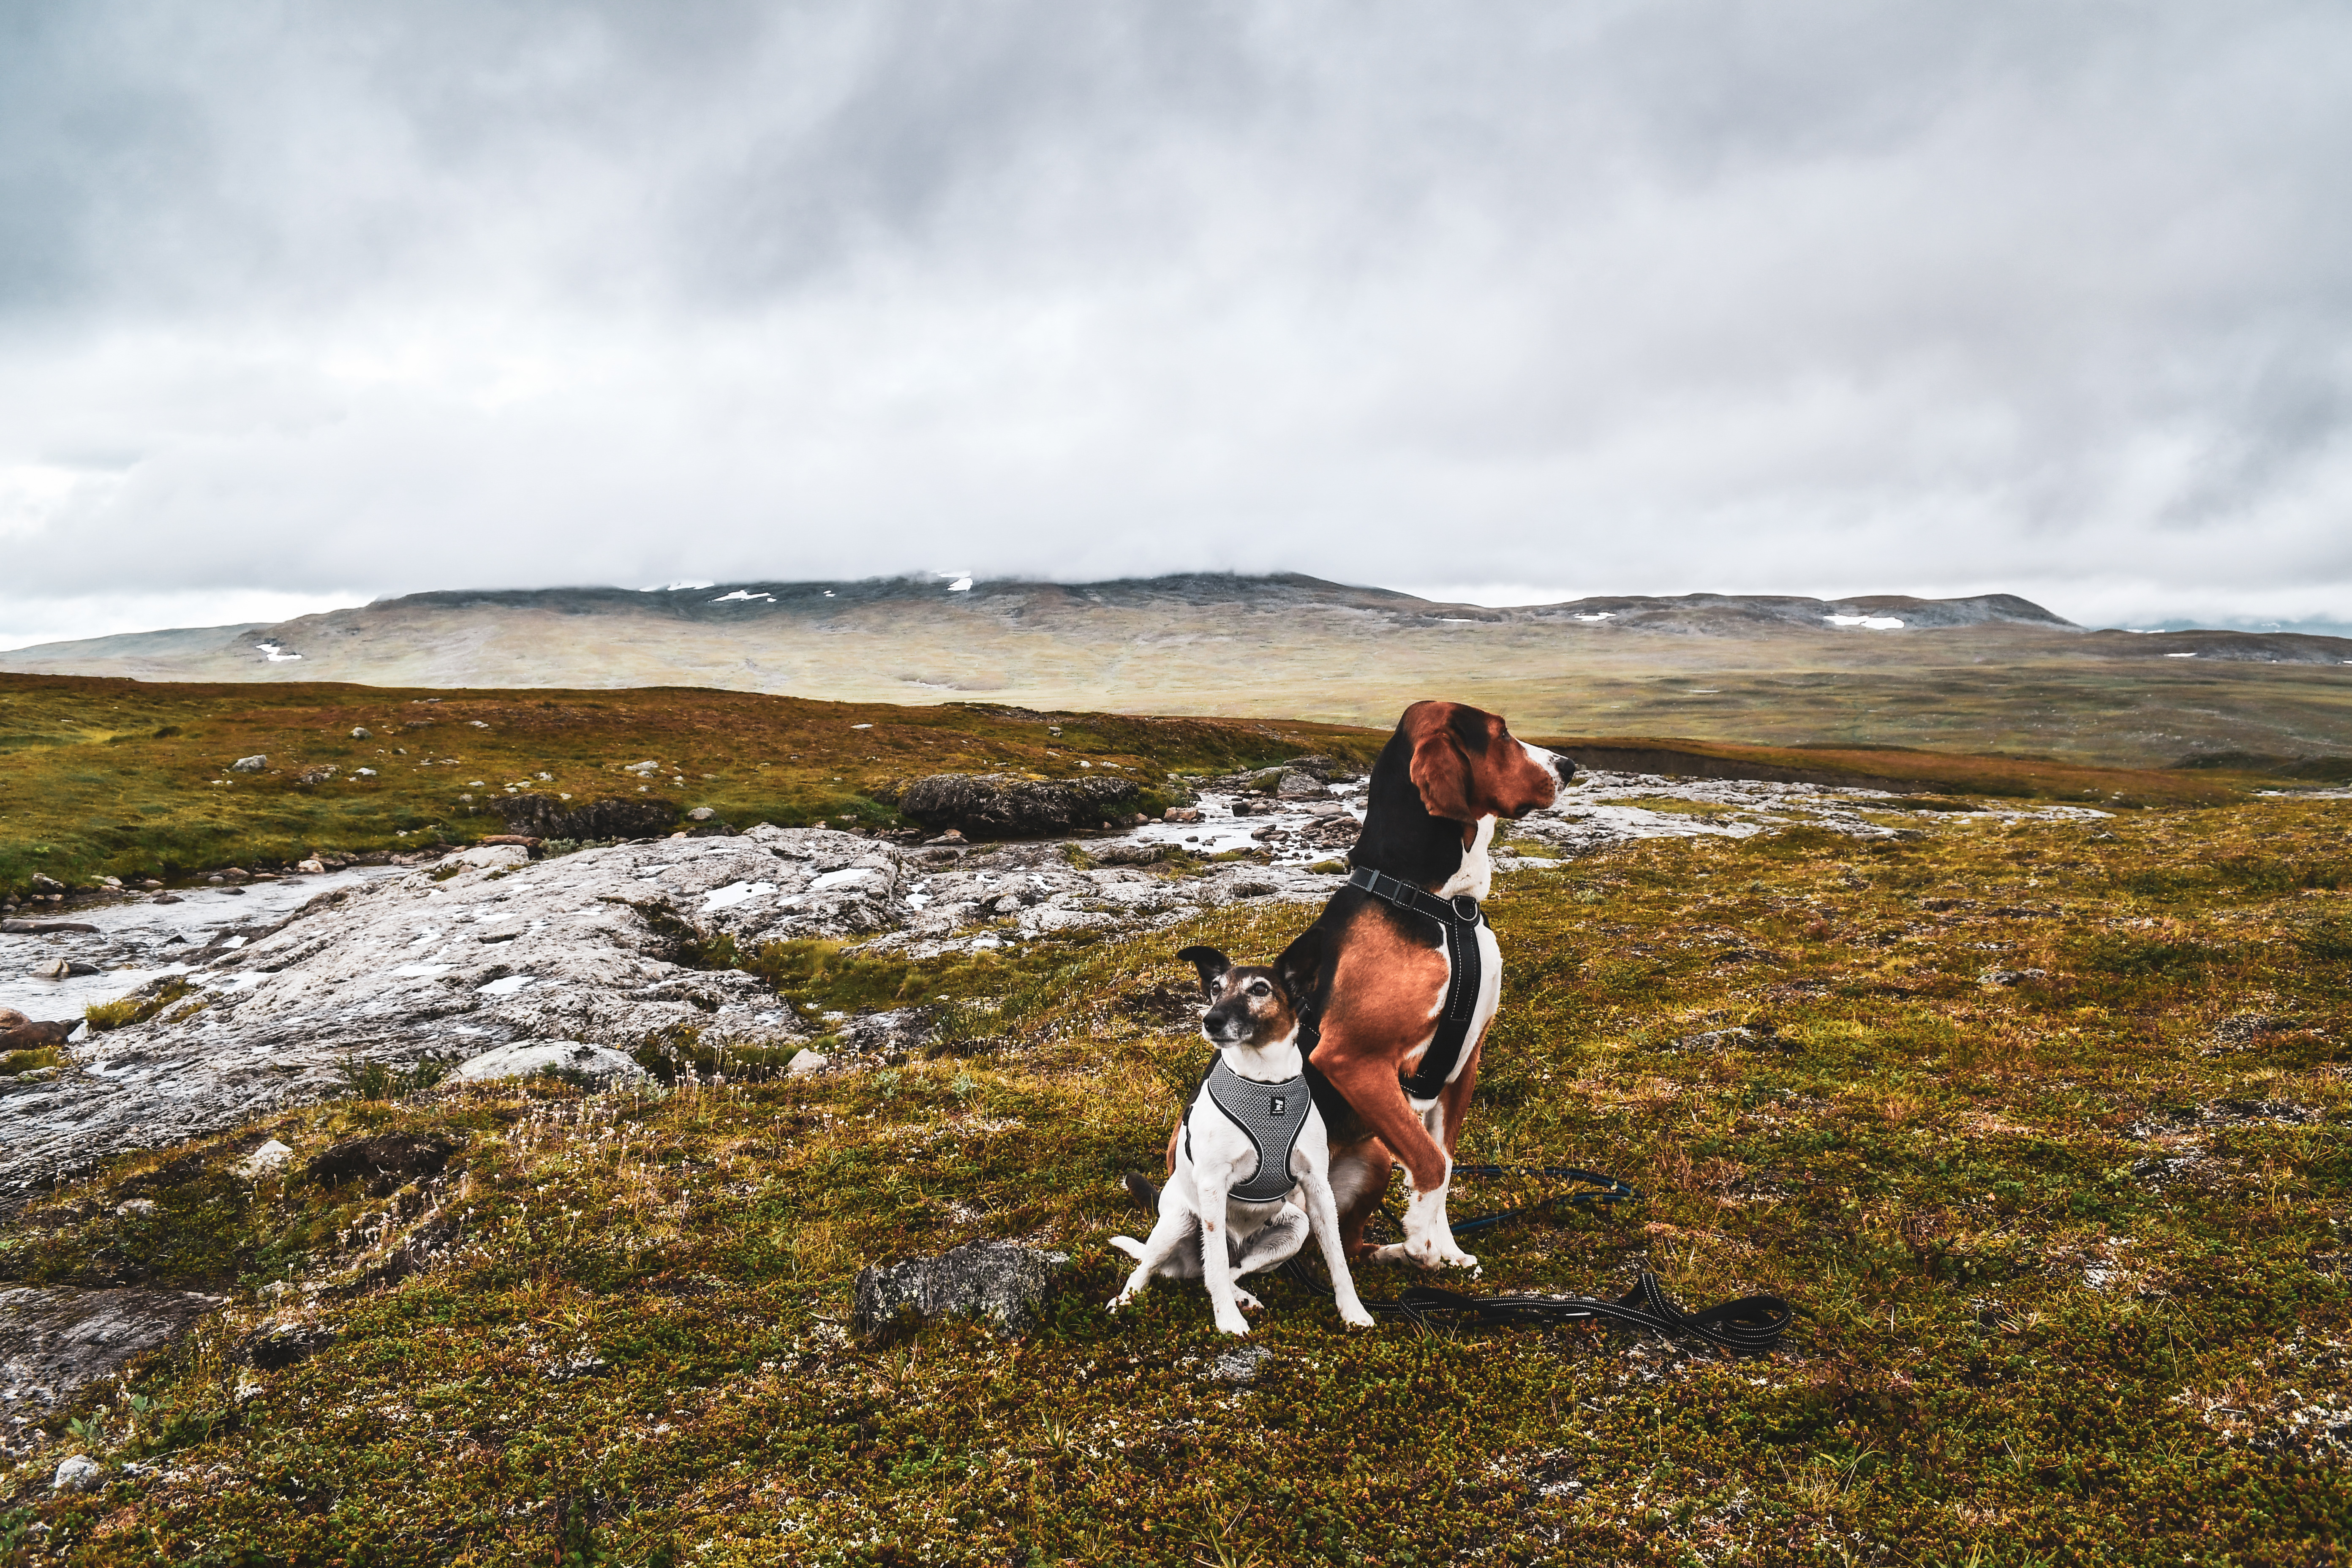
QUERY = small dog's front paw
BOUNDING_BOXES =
[1108,1236,1146,1260]
[1338,1304,1377,1330]
[1234,1288,1265,1314]
[1213,1314,1252,1337]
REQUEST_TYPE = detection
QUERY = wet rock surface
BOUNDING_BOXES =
[0,1286,226,1410]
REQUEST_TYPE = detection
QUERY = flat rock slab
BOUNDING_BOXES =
[852,1240,1070,1340]
[446,1039,648,1088]
[0,1286,226,1409]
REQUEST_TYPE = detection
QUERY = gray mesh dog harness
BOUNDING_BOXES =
[1184,1056,1314,1203]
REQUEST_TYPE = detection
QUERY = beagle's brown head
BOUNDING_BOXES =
[1400,700,1571,824]
[1177,932,1323,1050]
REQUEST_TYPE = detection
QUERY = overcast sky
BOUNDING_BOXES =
[4,1,2350,648]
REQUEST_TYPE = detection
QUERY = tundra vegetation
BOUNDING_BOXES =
[3,775,2348,1564]
[0,673,2277,901]
[0,675,1387,897]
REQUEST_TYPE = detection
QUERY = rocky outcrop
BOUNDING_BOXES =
[898,773,1141,839]
[494,793,681,841]
[851,1240,1070,1340]
[0,1286,226,1409]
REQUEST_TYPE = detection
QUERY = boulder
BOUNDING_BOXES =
[30,959,101,980]
[52,1455,101,1492]
[898,774,1141,840]
[234,1139,294,1179]
[295,765,338,785]
[1276,770,1332,800]
[351,726,373,739]
[1,1020,76,1051]
[229,755,267,773]
[0,1007,26,1029]
[851,1240,1070,1341]
[494,793,681,841]
[445,1039,648,1089]
[0,1287,226,1408]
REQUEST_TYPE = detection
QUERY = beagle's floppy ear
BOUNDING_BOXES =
[1176,945,1231,997]
[1273,927,1325,1009]
[1407,726,1476,822]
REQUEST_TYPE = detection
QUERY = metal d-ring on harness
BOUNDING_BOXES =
[1344,865,1485,1101]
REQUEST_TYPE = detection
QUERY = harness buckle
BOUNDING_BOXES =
[1451,894,1481,923]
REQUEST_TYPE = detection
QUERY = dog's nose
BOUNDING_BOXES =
[1551,752,1577,785]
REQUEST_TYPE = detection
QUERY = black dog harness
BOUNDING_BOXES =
[1346,865,1486,1101]
[1185,1057,1314,1203]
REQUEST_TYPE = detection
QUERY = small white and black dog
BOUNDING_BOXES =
[1109,934,1374,1337]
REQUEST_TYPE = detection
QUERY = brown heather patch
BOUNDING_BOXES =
[1,793,2351,1562]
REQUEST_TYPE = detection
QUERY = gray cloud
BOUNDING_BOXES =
[3,0,2350,645]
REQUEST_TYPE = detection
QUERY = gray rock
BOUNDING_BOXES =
[229,755,267,773]
[0,1287,226,1408]
[1207,1343,1275,1383]
[446,1040,648,1089]
[351,726,373,739]
[234,1139,294,1179]
[52,1454,101,1492]
[851,1240,1070,1340]
[786,1049,829,1076]
[1275,770,1331,800]
[687,806,716,822]
[898,773,1141,840]
[493,793,681,841]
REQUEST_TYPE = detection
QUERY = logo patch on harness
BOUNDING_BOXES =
[1269,1095,1287,1115]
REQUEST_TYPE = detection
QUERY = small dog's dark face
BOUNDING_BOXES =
[1176,938,1319,1049]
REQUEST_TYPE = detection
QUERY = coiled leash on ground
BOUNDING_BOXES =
[1122,1166,1796,1355]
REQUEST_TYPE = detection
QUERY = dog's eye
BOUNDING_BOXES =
[1247,980,1271,996]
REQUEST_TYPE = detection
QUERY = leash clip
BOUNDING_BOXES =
[1450,894,1481,923]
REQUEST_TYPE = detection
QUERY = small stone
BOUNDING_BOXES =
[351,726,373,739]
[296,765,338,785]
[687,806,716,822]
[787,1049,830,1076]
[229,755,267,773]
[31,874,64,893]
[235,1140,294,1179]
[1164,807,1203,823]
[296,859,326,874]
[52,1454,101,1492]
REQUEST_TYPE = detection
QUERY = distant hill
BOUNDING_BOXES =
[5,574,2349,771]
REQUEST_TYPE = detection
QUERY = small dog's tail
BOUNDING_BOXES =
[1122,1171,1160,1213]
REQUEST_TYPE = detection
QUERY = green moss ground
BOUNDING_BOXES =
[5,794,2352,1563]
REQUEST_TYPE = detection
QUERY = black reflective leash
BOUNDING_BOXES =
[1441,1164,1637,1236]
[1369,1274,1794,1356]
[1122,1168,1796,1354]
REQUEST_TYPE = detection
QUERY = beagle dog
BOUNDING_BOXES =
[1111,936,1374,1336]
[1296,700,1572,1270]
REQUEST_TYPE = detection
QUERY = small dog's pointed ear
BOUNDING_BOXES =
[1176,945,1230,996]
[1274,927,1324,1006]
